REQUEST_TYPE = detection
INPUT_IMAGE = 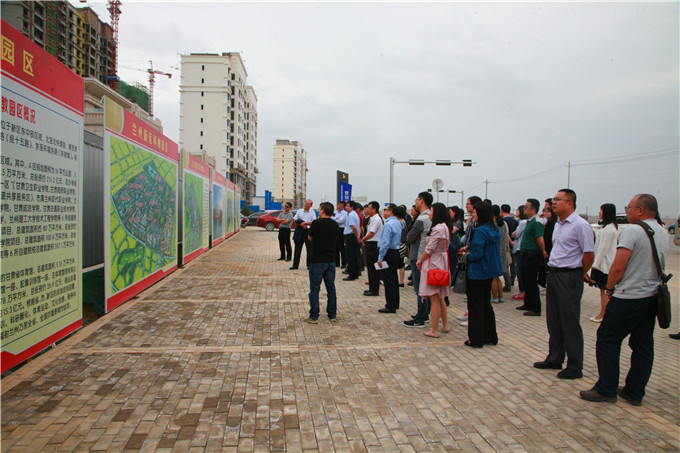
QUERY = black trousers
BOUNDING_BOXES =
[466,278,498,346]
[379,249,400,310]
[521,250,543,313]
[293,237,310,268]
[336,228,346,266]
[365,242,380,293]
[278,228,292,259]
[344,234,359,278]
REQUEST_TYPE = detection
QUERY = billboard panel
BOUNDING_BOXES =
[225,181,235,237]
[212,172,227,245]
[183,154,210,263]
[1,21,84,372]
[103,98,178,312]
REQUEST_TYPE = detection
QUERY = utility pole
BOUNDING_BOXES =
[567,162,571,189]
[484,180,489,199]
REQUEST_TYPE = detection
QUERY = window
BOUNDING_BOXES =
[201,78,204,84]
[201,65,204,70]
[200,104,203,110]
[200,118,203,123]
[200,144,203,150]
[201,91,204,97]
[200,131,203,136]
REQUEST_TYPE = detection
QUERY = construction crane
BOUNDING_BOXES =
[107,0,122,90]
[119,61,172,117]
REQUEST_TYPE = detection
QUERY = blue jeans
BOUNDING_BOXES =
[411,259,430,322]
[593,295,656,401]
[308,262,337,319]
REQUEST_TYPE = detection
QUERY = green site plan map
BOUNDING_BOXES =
[183,172,204,255]
[109,136,177,293]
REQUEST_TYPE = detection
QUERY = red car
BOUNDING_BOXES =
[257,211,297,231]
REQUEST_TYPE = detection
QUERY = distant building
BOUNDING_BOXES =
[179,53,258,203]
[273,140,307,207]
[1,1,114,85]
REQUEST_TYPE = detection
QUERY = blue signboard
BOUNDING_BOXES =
[339,182,352,202]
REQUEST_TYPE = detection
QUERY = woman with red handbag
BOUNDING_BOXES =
[416,203,452,338]
[461,201,503,348]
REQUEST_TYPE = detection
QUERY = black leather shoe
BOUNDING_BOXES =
[343,276,357,281]
[378,308,396,313]
[277,258,285,261]
[617,387,642,406]
[669,332,680,340]
[523,311,541,316]
[464,340,483,348]
[557,368,583,379]
[363,291,379,296]
[342,270,350,274]
[533,360,562,370]
[580,388,616,403]
[289,266,298,270]
[516,305,529,310]
[285,258,291,261]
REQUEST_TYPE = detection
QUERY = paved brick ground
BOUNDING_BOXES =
[2,228,679,452]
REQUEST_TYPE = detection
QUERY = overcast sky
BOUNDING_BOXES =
[81,1,679,218]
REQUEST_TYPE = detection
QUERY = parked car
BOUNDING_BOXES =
[257,211,290,231]
[667,219,677,235]
[246,212,265,226]
[674,215,680,247]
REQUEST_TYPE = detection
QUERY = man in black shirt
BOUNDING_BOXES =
[304,202,338,323]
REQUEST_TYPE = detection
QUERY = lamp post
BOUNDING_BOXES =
[389,158,475,203]
[437,189,464,206]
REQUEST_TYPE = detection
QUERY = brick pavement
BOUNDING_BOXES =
[2,228,679,452]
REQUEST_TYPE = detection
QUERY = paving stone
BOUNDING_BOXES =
[1,229,678,452]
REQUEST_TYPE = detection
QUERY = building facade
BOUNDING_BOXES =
[273,140,307,207]
[1,1,115,85]
[179,53,258,203]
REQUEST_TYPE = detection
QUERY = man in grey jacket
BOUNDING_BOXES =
[403,191,433,327]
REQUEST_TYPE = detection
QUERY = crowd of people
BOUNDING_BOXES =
[276,191,671,407]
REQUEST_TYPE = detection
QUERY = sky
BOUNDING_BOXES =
[79,1,679,218]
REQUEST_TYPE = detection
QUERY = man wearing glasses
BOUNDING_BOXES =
[534,189,594,379]
[580,194,669,406]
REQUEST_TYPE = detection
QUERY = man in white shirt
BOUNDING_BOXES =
[331,201,348,268]
[361,201,383,297]
[290,200,317,270]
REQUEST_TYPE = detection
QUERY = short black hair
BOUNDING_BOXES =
[635,194,658,214]
[368,201,380,211]
[418,191,433,208]
[474,201,494,226]
[545,198,553,206]
[285,202,292,208]
[354,203,363,210]
[500,204,511,214]
[347,201,355,209]
[394,205,406,219]
[483,199,492,205]
[526,198,540,213]
[337,201,345,207]
[319,202,333,216]
[468,196,482,206]
[558,188,577,209]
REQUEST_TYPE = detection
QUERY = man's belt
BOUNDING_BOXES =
[547,266,583,273]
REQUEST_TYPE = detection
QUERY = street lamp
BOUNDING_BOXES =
[389,158,475,203]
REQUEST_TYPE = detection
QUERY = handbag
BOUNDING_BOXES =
[453,259,467,294]
[635,221,673,329]
[426,253,450,286]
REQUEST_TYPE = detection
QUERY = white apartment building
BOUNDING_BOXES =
[179,52,258,203]
[273,140,307,207]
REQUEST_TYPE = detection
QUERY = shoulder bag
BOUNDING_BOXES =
[426,252,450,287]
[635,221,673,329]
[452,257,467,294]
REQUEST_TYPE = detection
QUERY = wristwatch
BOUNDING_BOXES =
[604,287,614,296]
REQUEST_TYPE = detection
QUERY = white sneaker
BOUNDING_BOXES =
[460,320,468,327]
[456,313,468,321]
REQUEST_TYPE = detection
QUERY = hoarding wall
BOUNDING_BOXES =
[1,21,84,372]
[103,98,179,313]
[183,153,210,264]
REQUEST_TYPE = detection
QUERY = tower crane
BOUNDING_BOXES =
[119,61,172,117]
[107,0,122,90]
